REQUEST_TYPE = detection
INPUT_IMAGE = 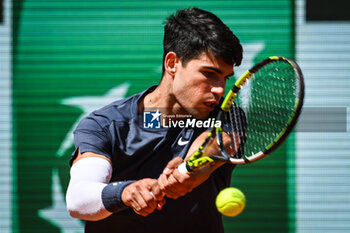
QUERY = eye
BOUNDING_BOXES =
[202,71,217,79]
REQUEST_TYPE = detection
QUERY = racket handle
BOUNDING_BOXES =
[178,162,189,174]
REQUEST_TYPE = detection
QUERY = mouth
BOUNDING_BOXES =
[203,101,219,111]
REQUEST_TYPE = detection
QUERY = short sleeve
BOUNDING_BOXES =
[72,115,113,162]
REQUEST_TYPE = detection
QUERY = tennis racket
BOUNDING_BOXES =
[178,56,304,173]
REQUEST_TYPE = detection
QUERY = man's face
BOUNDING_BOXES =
[172,52,234,119]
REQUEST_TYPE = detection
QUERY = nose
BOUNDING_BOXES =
[211,79,225,98]
[211,86,225,97]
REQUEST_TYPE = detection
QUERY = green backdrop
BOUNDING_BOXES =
[12,1,295,232]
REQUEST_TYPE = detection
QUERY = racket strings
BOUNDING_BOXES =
[236,60,299,157]
[223,103,247,158]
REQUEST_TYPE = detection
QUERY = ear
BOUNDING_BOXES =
[164,52,179,77]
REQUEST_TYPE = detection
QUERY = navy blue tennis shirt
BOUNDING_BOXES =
[71,86,239,233]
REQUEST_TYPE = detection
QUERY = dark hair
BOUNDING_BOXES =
[162,7,243,75]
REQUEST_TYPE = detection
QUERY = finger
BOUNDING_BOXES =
[163,174,188,199]
[163,157,184,175]
[149,191,164,210]
[157,174,166,191]
[142,190,158,213]
[130,184,153,214]
[171,172,193,194]
[128,193,142,213]
[160,197,166,208]
[124,179,162,216]
[222,131,240,156]
[150,181,164,201]
[156,196,166,210]
[133,199,154,216]
[164,191,181,199]
[134,208,153,217]
[158,174,180,198]
[143,178,165,208]
[158,174,177,195]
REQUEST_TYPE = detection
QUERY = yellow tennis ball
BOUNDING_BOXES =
[216,187,246,217]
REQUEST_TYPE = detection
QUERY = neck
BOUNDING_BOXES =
[139,76,188,121]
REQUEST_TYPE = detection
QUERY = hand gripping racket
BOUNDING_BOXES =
[178,56,305,173]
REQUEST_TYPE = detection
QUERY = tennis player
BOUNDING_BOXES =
[66,7,243,233]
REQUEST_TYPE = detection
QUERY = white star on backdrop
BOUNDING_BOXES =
[57,83,130,156]
[39,83,130,233]
[38,169,83,233]
[235,42,265,77]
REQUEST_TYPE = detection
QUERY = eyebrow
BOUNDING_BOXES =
[202,66,234,78]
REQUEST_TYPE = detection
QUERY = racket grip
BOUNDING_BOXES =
[178,162,189,174]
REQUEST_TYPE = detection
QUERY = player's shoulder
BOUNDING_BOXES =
[90,94,138,126]
[85,86,156,129]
